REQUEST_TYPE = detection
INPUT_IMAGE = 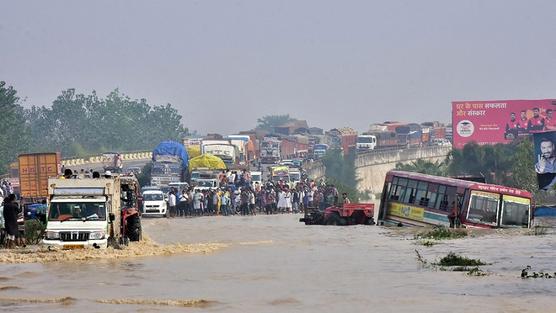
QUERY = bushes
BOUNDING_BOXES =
[415,226,467,240]
[24,219,46,244]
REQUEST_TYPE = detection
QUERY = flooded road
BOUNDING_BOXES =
[1,213,556,312]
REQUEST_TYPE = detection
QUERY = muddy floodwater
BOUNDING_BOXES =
[1,213,556,312]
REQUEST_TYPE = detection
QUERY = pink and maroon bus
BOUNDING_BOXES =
[378,170,533,228]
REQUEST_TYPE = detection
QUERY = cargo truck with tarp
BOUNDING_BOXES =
[151,141,189,190]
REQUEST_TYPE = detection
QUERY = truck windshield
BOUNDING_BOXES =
[290,173,300,181]
[357,137,373,143]
[49,202,107,221]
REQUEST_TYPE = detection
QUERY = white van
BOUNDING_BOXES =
[142,188,167,217]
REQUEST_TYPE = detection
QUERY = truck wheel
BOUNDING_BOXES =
[126,215,142,242]
[326,213,342,226]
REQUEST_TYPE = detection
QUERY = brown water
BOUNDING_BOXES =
[1,213,556,312]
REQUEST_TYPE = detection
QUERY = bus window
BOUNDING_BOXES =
[402,180,417,203]
[389,177,408,201]
[435,185,447,211]
[501,196,530,227]
[467,191,499,226]
[427,184,439,209]
[416,181,428,206]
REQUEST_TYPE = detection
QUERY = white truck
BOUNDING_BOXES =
[43,177,122,249]
[260,137,281,164]
[201,142,238,168]
[288,169,301,186]
[356,135,377,151]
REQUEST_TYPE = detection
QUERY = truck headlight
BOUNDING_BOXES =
[45,231,60,239]
[89,231,105,240]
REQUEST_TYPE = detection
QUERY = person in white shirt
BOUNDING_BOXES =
[168,191,177,218]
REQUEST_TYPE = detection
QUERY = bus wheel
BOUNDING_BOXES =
[365,217,375,225]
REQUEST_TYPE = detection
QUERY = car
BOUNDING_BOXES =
[141,189,167,217]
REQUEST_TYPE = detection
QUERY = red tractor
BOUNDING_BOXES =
[300,203,375,226]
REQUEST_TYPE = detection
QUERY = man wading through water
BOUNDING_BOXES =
[2,194,20,248]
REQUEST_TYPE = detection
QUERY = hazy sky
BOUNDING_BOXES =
[2,0,556,134]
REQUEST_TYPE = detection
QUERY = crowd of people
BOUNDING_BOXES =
[165,173,350,218]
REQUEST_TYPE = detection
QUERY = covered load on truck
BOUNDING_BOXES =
[189,154,226,170]
[151,141,189,188]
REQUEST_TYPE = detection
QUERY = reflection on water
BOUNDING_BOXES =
[0,212,555,312]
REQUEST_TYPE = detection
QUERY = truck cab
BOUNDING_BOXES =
[43,178,121,249]
[193,179,218,192]
[356,135,377,151]
[313,144,329,159]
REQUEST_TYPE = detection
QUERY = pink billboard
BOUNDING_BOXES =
[452,99,556,149]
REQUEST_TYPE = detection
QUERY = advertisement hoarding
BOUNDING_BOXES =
[533,131,556,191]
[452,99,556,149]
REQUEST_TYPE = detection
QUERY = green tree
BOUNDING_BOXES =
[0,81,31,173]
[256,114,295,131]
[26,89,188,158]
[322,149,360,200]
[447,139,537,192]
[395,159,448,176]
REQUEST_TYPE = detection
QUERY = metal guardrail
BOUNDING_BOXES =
[60,151,153,167]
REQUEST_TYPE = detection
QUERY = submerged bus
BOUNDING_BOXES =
[378,170,532,228]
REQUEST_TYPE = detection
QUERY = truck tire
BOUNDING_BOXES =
[325,213,342,226]
[126,215,142,242]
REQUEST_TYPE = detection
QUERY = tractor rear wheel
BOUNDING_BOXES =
[326,213,342,225]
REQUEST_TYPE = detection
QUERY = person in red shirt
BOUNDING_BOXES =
[505,112,520,140]
[528,107,545,132]
[517,110,529,135]
[545,109,556,130]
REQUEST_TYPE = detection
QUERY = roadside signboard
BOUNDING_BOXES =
[452,99,556,149]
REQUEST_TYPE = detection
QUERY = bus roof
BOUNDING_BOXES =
[387,170,532,198]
